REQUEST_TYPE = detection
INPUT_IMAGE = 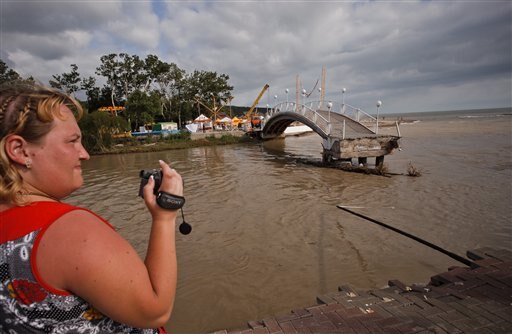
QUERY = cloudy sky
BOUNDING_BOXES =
[1,0,511,114]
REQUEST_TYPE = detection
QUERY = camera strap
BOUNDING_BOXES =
[156,191,186,210]
[156,191,191,234]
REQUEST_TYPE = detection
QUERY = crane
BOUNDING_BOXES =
[244,84,269,120]
[244,84,269,130]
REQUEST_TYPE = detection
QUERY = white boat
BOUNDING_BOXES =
[283,122,313,136]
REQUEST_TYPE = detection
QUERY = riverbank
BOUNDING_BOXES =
[92,130,254,155]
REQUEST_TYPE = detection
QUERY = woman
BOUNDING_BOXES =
[0,81,181,333]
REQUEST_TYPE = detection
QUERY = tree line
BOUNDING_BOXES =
[1,56,242,152]
[1,55,236,128]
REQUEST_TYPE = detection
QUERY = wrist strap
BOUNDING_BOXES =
[156,191,185,210]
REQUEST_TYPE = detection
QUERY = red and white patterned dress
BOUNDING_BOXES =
[0,201,165,334]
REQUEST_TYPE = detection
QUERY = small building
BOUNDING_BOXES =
[153,122,178,131]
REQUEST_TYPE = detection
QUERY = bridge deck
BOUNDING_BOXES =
[211,247,512,333]
[315,109,376,137]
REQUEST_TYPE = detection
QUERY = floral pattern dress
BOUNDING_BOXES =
[0,202,164,334]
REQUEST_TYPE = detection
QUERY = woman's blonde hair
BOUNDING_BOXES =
[0,80,83,205]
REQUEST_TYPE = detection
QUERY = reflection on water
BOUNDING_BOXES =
[66,110,512,333]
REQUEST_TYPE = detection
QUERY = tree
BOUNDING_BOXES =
[183,70,234,121]
[46,52,235,127]
[96,54,121,107]
[49,64,81,96]
[79,111,130,153]
[125,90,161,130]
[81,76,101,112]
[96,53,160,108]
[0,59,22,84]
[146,55,186,125]
[143,54,166,92]
[118,53,146,99]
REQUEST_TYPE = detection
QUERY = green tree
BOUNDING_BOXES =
[145,55,186,125]
[0,59,22,84]
[49,64,81,96]
[44,52,235,127]
[118,53,147,99]
[96,53,158,108]
[96,53,121,107]
[79,111,130,153]
[183,70,233,121]
[125,90,161,130]
[81,76,101,112]
[143,54,166,92]
[184,70,233,102]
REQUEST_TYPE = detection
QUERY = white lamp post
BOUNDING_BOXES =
[376,100,382,135]
[285,88,289,103]
[342,87,346,106]
[327,101,333,122]
[301,88,306,106]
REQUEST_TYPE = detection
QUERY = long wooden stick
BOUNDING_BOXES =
[337,205,475,267]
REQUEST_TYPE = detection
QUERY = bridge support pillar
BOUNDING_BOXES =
[322,137,340,163]
[376,156,385,167]
[320,135,399,168]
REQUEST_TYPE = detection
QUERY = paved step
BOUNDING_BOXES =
[211,248,512,334]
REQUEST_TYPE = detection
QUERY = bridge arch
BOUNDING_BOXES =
[261,111,328,140]
[259,101,377,140]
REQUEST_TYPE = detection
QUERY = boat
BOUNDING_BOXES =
[283,122,313,136]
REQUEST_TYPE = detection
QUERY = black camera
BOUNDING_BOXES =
[139,169,185,210]
[139,169,162,197]
[138,169,191,234]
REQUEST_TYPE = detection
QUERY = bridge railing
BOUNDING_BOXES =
[267,102,331,136]
[266,100,400,137]
[305,101,377,123]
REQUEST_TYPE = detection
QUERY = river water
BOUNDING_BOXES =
[66,108,511,333]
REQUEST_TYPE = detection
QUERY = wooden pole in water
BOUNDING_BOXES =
[336,205,475,267]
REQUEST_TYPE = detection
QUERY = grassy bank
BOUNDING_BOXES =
[91,132,256,155]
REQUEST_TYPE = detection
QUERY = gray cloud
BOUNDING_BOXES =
[2,1,117,34]
[1,0,510,113]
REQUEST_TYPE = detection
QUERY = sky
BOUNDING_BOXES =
[1,0,511,114]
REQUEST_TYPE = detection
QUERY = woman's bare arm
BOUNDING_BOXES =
[36,161,181,328]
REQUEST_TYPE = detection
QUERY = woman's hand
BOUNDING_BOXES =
[143,160,183,220]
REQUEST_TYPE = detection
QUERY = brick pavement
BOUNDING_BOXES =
[211,247,512,334]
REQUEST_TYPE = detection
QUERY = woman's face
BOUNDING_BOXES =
[24,104,90,198]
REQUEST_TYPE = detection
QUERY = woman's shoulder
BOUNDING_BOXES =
[0,203,14,212]
[1,201,78,216]
[1,201,109,225]
[49,203,114,231]
[1,201,106,243]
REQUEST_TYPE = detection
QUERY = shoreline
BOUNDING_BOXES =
[91,130,253,155]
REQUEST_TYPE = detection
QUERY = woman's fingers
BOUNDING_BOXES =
[158,160,183,197]
[142,175,156,205]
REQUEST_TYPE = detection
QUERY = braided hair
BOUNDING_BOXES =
[0,80,83,205]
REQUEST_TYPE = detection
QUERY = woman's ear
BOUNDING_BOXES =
[4,134,30,166]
